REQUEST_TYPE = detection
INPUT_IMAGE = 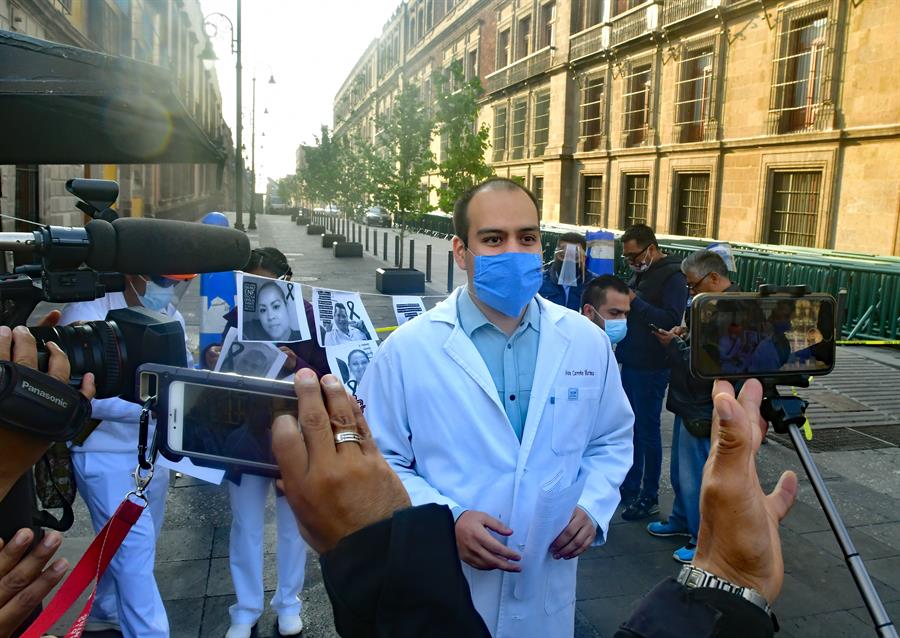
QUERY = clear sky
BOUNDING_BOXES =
[199,0,401,191]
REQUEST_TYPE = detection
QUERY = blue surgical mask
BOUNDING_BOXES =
[132,278,175,312]
[471,251,543,317]
[603,318,628,345]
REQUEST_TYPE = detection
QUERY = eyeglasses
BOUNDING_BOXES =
[621,244,650,263]
[686,272,711,293]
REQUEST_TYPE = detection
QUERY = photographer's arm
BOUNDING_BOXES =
[0,319,95,501]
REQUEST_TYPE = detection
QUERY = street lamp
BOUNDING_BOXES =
[248,71,275,230]
[201,1,245,232]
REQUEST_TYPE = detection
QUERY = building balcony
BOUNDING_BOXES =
[485,47,552,94]
[661,0,723,28]
[569,23,610,62]
[610,2,660,48]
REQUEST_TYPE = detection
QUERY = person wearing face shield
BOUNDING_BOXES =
[579,275,631,346]
[57,274,195,638]
[538,233,598,311]
[615,224,688,523]
[357,178,634,638]
[648,250,740,565]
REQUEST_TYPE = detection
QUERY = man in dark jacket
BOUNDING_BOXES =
[649,250,739,564]
[538,232,598,311]
[616,225,688,520]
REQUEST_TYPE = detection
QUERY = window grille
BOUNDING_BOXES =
[767,171,821,247]
[624,174,649,226]
[533,176,544,217]
[675,48,714,143]
[623,64,651,147]
[675,173,710,237]
[510,98,528,159]
[493,105,508,161]
[532,90,551,156]
[768,4,833,134]
[583,176,603,226]
[579,75,605,151]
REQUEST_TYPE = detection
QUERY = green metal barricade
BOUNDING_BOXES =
[407,213,900,340]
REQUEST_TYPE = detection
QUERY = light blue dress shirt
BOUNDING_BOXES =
[457,286,541,442]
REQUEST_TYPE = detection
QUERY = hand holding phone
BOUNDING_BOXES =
[648,323,664,333]
[272,370,411,554]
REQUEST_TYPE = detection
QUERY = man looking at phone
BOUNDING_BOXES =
[616,224,688,521]
[580,275,631,346]
[650,250,739,563]
[358,178,633,638]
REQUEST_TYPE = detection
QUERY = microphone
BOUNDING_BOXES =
[0,218,251,275]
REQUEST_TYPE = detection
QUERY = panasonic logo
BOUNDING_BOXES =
[22,380,69,409]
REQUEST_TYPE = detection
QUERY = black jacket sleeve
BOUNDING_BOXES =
[319,504,491,638]
[614,578,775,638]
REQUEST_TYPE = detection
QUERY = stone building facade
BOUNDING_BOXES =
[333,0,900,256]
[0,0,231,233]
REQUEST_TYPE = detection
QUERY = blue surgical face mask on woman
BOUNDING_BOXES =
[470,250,543,317]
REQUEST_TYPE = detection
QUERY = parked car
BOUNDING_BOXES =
[365,206,392,227]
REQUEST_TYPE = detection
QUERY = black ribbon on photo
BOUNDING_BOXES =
[347,300,361,321]
[284,282,296,302]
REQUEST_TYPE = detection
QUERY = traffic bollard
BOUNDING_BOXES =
[383,233,388,262]
[426,244,432,282]
[394,236,400,267]
[447,250,454,292]
[409,239,415,270]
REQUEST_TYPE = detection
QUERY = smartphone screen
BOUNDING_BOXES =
[168,381,296,472]
[690,294,836,379]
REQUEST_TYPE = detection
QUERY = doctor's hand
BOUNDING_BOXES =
[205,345,221,369]
[455,511,522,572]
[278,346,298,373]
[692,379,798,605]
[550,506,596,560]
[272,370,410,554]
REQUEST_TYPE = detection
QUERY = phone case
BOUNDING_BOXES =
[689,292,836,382]
[136,363,296,478]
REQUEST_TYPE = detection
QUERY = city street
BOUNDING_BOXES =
[51,214,900,638]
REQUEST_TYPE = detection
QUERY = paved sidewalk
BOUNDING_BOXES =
[51,213,899,637]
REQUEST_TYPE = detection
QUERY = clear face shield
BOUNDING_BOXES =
[138,275,195,312]
[557,243,581,287]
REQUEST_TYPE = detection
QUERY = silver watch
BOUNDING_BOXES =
[677,565,772,616]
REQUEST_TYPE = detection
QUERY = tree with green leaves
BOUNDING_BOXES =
[372,84,436,265]
[433,60,493,214]
[276,173,301,206]
[299,125,342,210]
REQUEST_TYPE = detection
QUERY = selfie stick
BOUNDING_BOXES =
[762,387,897,638]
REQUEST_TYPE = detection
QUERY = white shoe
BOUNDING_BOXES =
[277,614,304,636]
[225,622,255,638]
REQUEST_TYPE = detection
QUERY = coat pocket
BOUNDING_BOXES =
[550,386,602,455]
[544,556,578,616]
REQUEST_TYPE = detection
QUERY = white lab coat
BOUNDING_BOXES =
[358,288,634,638]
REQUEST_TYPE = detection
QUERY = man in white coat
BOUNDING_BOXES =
[59,274,193,638]
[357,178,634,638]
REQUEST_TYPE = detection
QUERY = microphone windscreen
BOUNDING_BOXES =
[84,219,117,271]
[109,218,251,275]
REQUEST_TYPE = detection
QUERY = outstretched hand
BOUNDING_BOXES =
[693,379,798,604]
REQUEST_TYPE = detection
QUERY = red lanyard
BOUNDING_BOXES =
[20,497,144,638]
[22,498,146,638]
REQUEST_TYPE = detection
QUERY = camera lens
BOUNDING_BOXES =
[29,321,126,399]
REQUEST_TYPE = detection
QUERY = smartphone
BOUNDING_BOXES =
[138,364,297,477]
[648,323,663,333]
[689,292,836,380]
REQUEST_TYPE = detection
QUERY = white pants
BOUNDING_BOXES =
[228,474,307,625]
[72,451,170,638]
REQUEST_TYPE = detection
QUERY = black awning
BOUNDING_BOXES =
[0,31,227,165]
